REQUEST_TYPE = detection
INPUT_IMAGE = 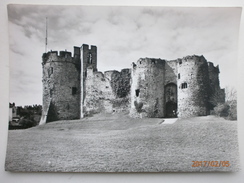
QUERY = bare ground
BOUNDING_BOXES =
[5,113,240,172]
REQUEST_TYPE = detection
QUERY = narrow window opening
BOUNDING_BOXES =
[181,83,188,89]
[48,67,53,77]
[135,89,140,97]
[72,87,77,95]
[87,53,92,64]
[178,73,180,79]
[50,89,53,97]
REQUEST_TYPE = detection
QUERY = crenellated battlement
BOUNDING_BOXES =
[134,58,165,68]
[42,47,81,65]
[81,44,97,74]
[81,44,97,50]
[208,62,220,73]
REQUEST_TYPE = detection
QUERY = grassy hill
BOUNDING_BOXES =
[5,113,239,172]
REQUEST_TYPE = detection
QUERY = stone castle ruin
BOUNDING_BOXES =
[40,44,225,124]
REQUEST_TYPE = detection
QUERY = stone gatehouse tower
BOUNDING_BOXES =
[130,55,225,118]
[40,44,225,124]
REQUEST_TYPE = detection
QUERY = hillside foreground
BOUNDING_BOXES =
[5,113,240,172]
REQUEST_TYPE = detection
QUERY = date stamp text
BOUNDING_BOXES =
[192,161,230,167]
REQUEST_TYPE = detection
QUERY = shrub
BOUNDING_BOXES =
[226,100,237,120]
[213,101,237,120]
[18,117,36,128]
[214,103,230,117]
[134,101,143,113]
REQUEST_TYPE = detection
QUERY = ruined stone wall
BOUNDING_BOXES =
[177,55,210,118]
[104,69,131,112]
[219,89,226,103]
[40,43,225,122]
[41,49,81,123]
[105,69,131,98]
[130,58,165,118]
[84,69,114,115]
[84,68,131,115]
[208,62,220,90]
[208,62,225,107]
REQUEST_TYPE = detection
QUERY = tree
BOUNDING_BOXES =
[225,86,237,104]
[225,86,237,120]
[213,86,237,120]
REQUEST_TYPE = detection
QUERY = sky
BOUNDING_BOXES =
[7,5,241,106]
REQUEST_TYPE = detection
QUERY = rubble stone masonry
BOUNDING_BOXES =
[41,44,225,124]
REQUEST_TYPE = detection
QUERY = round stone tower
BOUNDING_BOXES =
[40,47,81,123]
[177,55,210,118]
[130,58,165,118]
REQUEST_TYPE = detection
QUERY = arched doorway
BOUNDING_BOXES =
[165,83,177,118]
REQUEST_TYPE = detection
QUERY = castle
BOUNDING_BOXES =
[40,44,225,124]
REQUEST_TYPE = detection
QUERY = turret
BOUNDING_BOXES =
[130,58,165,118]
[40,47,81,124]
[80,44,98,118]
[208,62,225,108]
[177,55,210,118]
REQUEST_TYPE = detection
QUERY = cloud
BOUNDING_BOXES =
[7,5,241,106]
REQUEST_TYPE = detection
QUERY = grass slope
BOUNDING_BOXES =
[5,113,239,172]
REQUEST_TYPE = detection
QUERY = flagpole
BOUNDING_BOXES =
[45,17,48,53]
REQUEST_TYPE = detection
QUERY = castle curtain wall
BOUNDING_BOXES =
[84,69,131,116]
[84,68,116,115]
[40,44,225,123]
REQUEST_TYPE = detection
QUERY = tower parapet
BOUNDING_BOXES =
[81,44,97,72]
[42,47,81,66]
